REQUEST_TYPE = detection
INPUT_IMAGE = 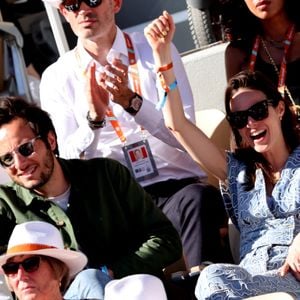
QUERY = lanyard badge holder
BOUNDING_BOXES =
[106,92,159,184]
[120,33,158,182]
[122,138,159,182]
[121,121,159,182]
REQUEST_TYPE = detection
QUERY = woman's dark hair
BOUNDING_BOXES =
[225,70,300,188]
[218,0,300,48]
[0,96,59,156]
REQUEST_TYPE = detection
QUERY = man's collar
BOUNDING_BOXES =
[13,183,45,206]
[110,27,129,61]
[76,27,129,72]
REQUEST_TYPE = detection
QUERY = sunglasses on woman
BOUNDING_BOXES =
[226,99,275,129]
[2,256,41,275]
[0,136,40,168]
[62,0,102,12]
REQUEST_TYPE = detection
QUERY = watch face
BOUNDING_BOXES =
[125,94,143,115]
[131,96,142,111]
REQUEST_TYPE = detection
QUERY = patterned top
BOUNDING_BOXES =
[221,146,300,274]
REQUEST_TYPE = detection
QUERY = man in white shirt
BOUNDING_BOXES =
[40,0,229,269]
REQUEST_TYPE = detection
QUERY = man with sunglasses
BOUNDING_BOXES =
[39,0,230,271]
[0,96,182,299]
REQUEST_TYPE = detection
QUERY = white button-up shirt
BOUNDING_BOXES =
[40,27,206,186]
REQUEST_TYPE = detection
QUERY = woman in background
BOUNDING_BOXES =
[221,0,300,105]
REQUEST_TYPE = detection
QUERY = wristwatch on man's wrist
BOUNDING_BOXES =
[86,111,106,130]
[124,93,143,115]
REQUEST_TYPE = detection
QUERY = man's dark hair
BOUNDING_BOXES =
[0,96,59,156]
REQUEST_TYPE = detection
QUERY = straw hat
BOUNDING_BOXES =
[0,221,87,277]
[104,274,168,300]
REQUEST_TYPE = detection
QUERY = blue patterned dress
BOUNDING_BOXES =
[195,146,300,299]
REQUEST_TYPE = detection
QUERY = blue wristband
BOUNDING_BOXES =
[100,265,109,275]
[156,80,178,110]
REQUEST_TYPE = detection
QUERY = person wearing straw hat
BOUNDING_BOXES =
[0,96,182,299]
[0,220,88,300]
[0,221,169,300]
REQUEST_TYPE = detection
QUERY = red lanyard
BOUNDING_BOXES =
[123,32,142,95]
[249,25,295,95]
[105,109,126,143]
[106,32,143,143]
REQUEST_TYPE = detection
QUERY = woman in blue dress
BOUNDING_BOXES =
[144,11,300,299]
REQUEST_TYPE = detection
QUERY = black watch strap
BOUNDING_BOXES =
[87,111,106,130]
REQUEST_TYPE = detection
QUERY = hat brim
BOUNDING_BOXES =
[105,274,168,300]
[0,249,87,277]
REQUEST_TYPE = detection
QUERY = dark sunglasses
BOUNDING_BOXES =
[226,99,275,129]
[0,136,41,168]
[62,0,102,12]
[2,256,41,276]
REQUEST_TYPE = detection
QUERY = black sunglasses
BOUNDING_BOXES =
[2,256,41,276]
[0,136,41,168]
[226,99,275,129]
[62,0,102,12]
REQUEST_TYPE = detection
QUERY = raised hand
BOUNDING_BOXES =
[101,58,135,108]
[86,62,109,120]
[144,11,175,57]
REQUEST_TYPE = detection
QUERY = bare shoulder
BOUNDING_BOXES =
[225,43,248,80]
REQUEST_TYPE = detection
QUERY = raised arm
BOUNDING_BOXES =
[144,11,228,182]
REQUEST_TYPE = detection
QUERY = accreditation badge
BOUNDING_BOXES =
[122,140,159,182]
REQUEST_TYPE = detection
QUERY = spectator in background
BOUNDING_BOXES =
[220,0,300,105]
[0,96,182,299]
[40,0,230,270]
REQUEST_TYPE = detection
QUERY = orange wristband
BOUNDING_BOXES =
[156,62,173,73]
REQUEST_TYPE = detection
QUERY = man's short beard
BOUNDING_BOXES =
[29,148,55,190]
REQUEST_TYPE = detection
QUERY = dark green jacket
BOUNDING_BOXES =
[0,158,182,278]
